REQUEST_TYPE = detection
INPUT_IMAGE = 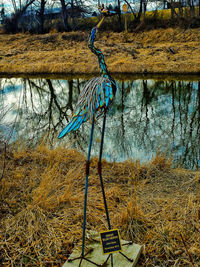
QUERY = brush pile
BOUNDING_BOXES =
[0,143,200,266]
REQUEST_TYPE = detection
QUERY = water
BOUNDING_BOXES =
[0,76,200,169]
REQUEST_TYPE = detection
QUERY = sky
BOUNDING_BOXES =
[0,0,118,15]
[0,0,163,17]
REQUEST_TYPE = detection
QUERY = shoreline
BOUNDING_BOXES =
[0,72,200,80]
[0,28,200,76]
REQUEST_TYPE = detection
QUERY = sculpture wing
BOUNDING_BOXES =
[58,77,115,138]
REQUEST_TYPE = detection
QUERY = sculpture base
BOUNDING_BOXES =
[63,231,143,267]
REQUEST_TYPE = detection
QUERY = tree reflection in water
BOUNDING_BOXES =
[0,77,200,169]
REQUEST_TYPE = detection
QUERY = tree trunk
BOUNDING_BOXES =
[178,0,183,18]
[136,0,143,23]
[117,0,122,29]
[143,0,147,18]
[191,0,195,17]
[170,0,175,19]
[71,0,75,29]
[188,0,195,18]
[60,0,69,31]
[38,0,46,33]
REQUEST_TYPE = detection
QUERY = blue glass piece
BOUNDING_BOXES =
[74,107,80,116]
[66,118,79,133]
[98,90,101,103]
[83,113,87,122]
[73,117,84,131]
[105,96,109,106]
[69,116,83,133]
[80,108,87,116]
[58,119,75,138]
[98,86,101,94]
[91,28,96,42]
[105,86,110,97]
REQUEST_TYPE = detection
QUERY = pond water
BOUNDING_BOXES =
[0,76,200,169]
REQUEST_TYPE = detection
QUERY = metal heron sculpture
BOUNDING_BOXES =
[58,6,117,139]
[58,6,132,267]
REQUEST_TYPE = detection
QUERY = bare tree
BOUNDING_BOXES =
[38,0,46,33]
[4,0,36,32]
[123,0,150,27]
[60,0,70,31]
[0,3,6,23]
[188,0,195,18]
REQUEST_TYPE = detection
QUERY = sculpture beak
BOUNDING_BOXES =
[107,10,117,17]
[98,5,117,17]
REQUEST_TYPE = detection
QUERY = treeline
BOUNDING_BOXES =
[0,0,200,33]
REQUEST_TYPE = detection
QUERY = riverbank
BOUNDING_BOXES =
[0,144,199,266]
[0,28,200,75]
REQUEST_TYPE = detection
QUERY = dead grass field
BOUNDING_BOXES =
[0,143,200,266]
[0,28,200,75]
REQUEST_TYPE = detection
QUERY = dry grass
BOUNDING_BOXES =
[0,143,200,266]
[0,28,200,75]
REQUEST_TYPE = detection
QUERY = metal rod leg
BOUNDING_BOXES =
[119,251,133,262]
[82,116,95,257]
[111,254,114,267]
[98,114,111,229]
[98,114,113,267]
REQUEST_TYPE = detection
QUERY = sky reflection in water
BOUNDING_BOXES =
[0,77,200,169]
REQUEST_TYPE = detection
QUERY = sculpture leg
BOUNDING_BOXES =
[98,114,111,229]
[98,114,113,267]
[68,117,98,266]
[98,114,133,266]
[82,116,95,257]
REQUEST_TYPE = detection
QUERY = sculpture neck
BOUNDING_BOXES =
[88,23,109,78]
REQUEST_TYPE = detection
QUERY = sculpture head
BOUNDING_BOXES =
[98,5,117,17]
